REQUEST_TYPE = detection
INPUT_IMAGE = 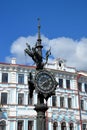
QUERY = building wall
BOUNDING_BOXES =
[0,59,87,130]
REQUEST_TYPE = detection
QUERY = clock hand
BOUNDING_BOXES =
[41,79,48,86]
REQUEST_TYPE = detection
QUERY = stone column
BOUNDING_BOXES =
[58,122,61,130]
[33,119,37,130]
[48,122,52,130]
[66,122,69,130]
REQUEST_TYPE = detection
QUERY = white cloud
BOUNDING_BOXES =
[5,35,87,71]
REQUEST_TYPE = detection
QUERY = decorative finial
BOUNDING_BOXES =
[37,18,41,40]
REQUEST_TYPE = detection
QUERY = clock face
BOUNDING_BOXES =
[35,70,56,94]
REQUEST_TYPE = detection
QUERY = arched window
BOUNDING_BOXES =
[61,122,66,130]
[17,120,23,130]
[70,123,73,130]
[28,121,33,130]
[0,120,6,130]
[53,122,58,130]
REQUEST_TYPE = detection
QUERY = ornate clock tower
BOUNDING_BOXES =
[25,19,58,130]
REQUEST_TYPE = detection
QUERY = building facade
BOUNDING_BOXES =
[0,58,87,130]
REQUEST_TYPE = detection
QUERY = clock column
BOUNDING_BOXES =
[24,19,58,130]
[34,94,48,130]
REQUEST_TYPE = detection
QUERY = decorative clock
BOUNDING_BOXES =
[35,70,58,99]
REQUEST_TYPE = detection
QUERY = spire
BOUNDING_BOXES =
[37,18,41,40]
[36,18,43,49]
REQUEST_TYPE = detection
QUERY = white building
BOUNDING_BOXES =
[0,58,87,130]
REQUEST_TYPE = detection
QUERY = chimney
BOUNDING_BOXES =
[11,58,16,64]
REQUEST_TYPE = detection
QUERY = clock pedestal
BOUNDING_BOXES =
[34,94,48,130]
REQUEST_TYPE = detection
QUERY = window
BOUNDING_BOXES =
[78,82,82,91]
[28,121,33,130]
[68,98,72,108]
[17,120,23,130]
[1,93,7,105]
[2,73,8,83]
[61,122,66,130]
[18,93,24,105]
[83,124,86,130]
[70,123,73,130]
[52,96,56,107]
[60,97,64,107]
[18,74,24,84]
[81,100,84,110]
[66,80,70,89]
[0,120,6,130]
[59,62,62,67]
[28,94,33,105]
[59,79,63,88]
[85,83,87,93]
[53,122,58,130]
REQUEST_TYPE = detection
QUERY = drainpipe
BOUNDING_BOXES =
[77,74,82,130]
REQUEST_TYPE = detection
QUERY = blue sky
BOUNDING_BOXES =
[0,0,87,70]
